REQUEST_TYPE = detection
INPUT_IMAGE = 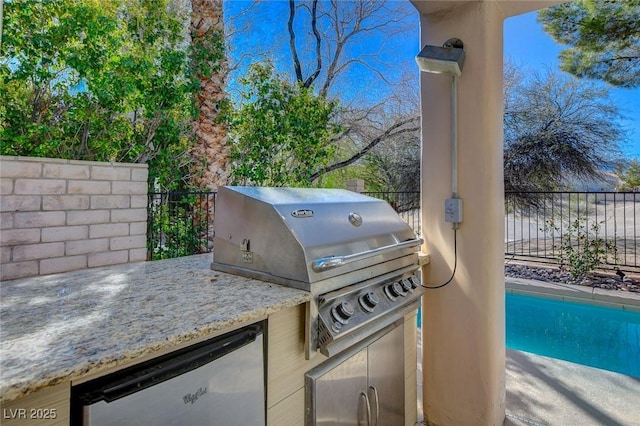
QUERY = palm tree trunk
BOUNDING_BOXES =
[190,0,229,252]
[190,0,230,191]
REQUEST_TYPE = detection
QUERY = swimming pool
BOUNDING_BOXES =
[506,293,640,378]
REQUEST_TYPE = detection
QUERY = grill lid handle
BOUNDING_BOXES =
[312,238,423,272]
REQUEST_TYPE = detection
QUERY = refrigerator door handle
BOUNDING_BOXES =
[75,325,262,404]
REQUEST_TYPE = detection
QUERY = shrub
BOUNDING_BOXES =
[545,219,618,279]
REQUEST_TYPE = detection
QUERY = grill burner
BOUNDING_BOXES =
[211,186,424,357]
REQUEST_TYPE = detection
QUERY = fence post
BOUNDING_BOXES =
[346,179,365,193]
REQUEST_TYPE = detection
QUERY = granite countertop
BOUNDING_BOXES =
[0,254,311,403]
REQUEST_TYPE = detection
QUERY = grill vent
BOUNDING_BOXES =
[317,320,333,346]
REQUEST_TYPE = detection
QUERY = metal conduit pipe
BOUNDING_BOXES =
[415,38,465,229]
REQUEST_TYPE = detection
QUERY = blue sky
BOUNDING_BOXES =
[224,2,639,161]
[504,11,640,160]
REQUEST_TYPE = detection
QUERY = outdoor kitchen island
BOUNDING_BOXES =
[0,253,420,425]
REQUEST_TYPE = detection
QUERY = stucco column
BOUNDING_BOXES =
[417,2,506,425]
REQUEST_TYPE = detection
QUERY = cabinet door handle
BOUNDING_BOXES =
[369,385,380,426]
[360,392,372,426]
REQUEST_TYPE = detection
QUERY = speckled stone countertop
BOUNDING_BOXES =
[0,254,311,403]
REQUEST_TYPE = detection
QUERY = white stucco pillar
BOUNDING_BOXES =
[417,2,506,425]
[411,1,563,424]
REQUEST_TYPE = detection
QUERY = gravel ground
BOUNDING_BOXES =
[504,263,640,293]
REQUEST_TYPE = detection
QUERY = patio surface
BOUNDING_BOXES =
[504,349,640,426]
[417,277,640,426]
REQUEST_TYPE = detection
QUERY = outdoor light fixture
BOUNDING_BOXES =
[415,38,465,77]
[416,38,465,230]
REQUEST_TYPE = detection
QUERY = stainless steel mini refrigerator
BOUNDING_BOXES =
[71,322,265,426]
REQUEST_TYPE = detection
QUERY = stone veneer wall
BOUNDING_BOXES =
[0,156,148,280]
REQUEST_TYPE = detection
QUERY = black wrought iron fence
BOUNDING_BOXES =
[147,191,216,260]
[363,191,421,236]
[146,190,421,260]
[147,190,637,271]
[505,191,639,271]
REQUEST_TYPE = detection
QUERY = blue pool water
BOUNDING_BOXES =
[506,293,640,378]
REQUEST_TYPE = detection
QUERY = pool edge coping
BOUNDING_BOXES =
[505,277,640,312]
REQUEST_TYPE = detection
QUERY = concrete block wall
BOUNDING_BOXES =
[0,156,148,280]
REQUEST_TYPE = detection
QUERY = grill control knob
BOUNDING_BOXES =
[332,301,355,325]
[400,279,414,293]
[386,282,406,299]
[409,276,420,289]
[359,292,379,313]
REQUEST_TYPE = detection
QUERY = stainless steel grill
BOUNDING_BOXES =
[211,186,424,357]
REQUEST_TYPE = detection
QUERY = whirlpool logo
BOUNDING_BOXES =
[183,387,207,405]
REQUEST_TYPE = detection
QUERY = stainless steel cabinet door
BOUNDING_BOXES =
[306,322,406,426]
[368,325,404,426]
[312,347,369,426]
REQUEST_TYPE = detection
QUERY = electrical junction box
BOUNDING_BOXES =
[445,198,463,224]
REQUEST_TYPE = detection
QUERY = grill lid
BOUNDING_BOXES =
[211,186,420,288]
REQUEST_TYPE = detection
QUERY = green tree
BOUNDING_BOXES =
[225,0,419,188]
[539,0,640,88]
[616,158,640,189]
[503,67,624,194]
[0,0,193,189]
[227,63,339,186]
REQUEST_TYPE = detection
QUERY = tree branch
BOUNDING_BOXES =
[302,0,322,88]
[308,116,419,182]
[288,0,304,83]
